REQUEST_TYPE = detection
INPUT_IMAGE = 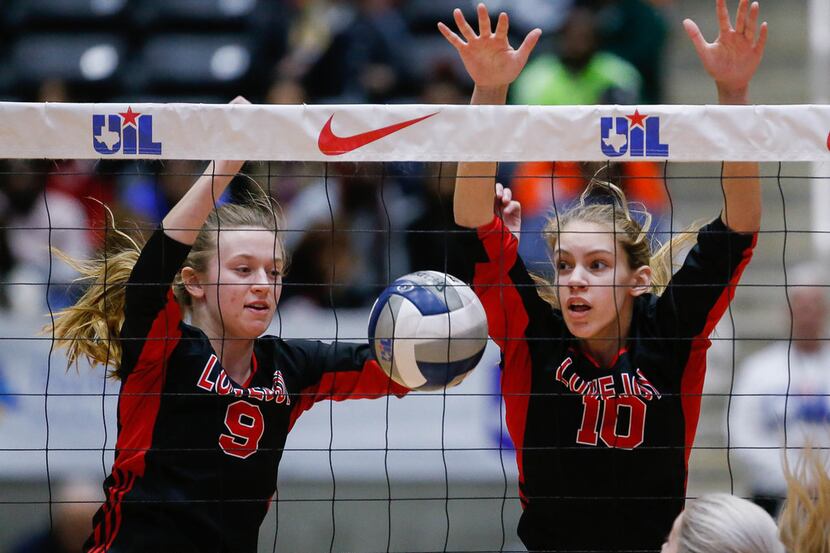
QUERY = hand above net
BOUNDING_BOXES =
[683,0,768,104]
[437,3,540,96]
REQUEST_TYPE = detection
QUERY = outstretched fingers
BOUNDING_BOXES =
[454,7,477,41]
[438,21,466,50]
[476,3,492,37]
[716,0,732,33]
[734,0,748,34]
[494,11,509,41]
[744,1,759,43]
[754,21,768,55]
[683,18,709,58]
[516,28,542,64]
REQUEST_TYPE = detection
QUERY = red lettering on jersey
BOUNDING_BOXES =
[216,372,233,395]
[248,387,265,401]
[636,369,662,399]
[598,375,615,399]
[555,357,573,386]
[196,355,218,392]
[621,373,634,397]
[273,370,290,405]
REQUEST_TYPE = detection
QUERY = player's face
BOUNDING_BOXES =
[202,227,283,339]
[661,512,682,553]
[554,220,642,341]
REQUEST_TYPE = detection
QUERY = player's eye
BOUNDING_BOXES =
[590,260,609,270]
[556,261,571,271]
[235,266,251,274]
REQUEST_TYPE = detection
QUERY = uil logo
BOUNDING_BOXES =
[600,110,669,158]
[92,107,162,155]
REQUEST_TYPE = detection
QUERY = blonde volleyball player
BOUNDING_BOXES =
[440,1,766,551]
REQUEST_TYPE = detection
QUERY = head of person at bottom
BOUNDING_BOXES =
[661,493,785,553]
[536,179,683,362]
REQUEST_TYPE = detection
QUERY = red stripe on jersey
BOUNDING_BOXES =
[114,289,182,477]
[679,234,756,480]
[87,469,137,553]
[243,353,259,389]
[287,359,408,432]
[474,218,533,507]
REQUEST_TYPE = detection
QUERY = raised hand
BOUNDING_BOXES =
[683,0,768,102]
[438,3,541,90]
[495,182,521,241]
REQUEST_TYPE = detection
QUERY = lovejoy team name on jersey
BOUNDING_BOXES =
[555,357,662,450]
[600,109,669,158]
[196,354,290,404]
[92,106,162,155]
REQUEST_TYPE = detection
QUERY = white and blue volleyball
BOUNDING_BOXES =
[368,270,488,391]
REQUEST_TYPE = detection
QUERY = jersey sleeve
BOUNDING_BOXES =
[119,228,192,377]
[283,339,409,431]
[454,216,560,356]
[655,216,756,340]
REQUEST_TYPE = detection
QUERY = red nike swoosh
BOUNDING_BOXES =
[827,131,830,151]
[318,112,438,156]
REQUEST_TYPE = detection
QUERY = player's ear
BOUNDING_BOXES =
[181,267,205,299]
[629,265,652,297]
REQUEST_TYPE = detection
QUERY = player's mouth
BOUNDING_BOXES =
[566,298,592,316]
[245,301,270,312]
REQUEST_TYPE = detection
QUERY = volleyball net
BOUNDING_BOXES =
[1,102,829,552]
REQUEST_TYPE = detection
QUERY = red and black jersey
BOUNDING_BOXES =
[459,216,755,553]
[84,229,407,553]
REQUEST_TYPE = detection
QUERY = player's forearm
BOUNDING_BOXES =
[717,87,761,234]
[454,85,508,229]
[163,160,245,244]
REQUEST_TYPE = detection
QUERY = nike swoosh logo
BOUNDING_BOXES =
[318,112,438,156]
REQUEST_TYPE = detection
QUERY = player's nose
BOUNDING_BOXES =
[568,266,589,288]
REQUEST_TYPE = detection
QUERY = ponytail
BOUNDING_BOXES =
[49,217,145,378]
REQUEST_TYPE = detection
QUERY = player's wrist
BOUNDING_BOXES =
[471,85,509,105]
[716,85,750,105]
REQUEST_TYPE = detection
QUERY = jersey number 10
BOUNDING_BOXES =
[576,395,647,450]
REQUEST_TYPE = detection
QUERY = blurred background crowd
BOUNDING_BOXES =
[0,0,674,314]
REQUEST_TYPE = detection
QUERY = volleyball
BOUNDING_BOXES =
[368,271,489,391]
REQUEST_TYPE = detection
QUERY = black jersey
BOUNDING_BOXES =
[84,229,407,553]
[459,216,755,553]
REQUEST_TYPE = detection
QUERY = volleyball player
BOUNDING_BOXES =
[51,98,408,552]
[439,1,767,551]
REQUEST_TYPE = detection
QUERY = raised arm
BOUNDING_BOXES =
[162,96,250,244]
[684,0,768,234]
[438,4,540,228]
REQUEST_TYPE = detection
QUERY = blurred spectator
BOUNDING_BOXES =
[731,263,830,516]
[295,0,418,102]
[0,160,91,313]
[10,480,100,553]
[406,162,473,280]
[511,6,642,106]
[281,162,414,308]
[483,0,575,36]
[507,7,668,269]
[120,159,211,226]
[587,0,671,103]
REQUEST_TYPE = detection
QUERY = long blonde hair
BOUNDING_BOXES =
[779,445,830,553]
[531,179,699,308]
[50,194,284,379]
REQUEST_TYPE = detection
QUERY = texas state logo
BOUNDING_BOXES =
[600,109,669,158]
[92,106,162,155]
